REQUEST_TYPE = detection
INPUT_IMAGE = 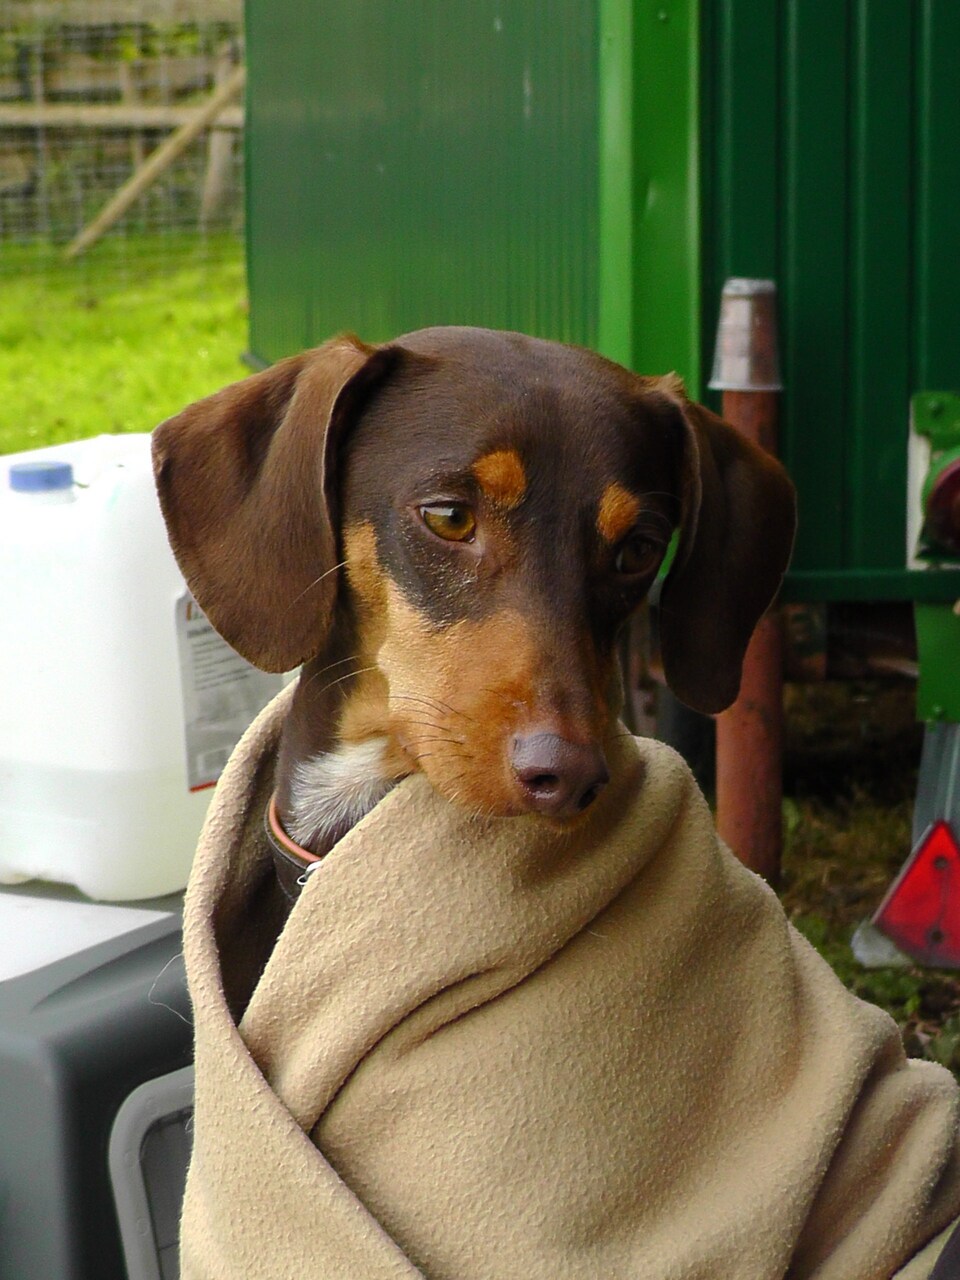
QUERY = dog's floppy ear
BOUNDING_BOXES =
[655,381,797,714]
[152,334,401,671]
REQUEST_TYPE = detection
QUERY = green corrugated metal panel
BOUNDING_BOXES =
[245,1,600,360]
[702,0,960,603]
[599,0,701,390]
[915,4,960,393]
[245,1,701,388]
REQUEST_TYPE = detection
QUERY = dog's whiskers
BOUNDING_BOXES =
[390,691,477,724]
[406,734,467,747]
[478,684,520,711]
[302,653,365,687]
[636,490,679,502]
[425,760,496,821]
[316,653,365,673]
[310,664,379,699]
[409,746,470,767]
[284,559,348,613]
[299,652,365,693]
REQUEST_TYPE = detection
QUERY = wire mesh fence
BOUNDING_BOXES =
[0,0,244,264]
[0,1,248,452]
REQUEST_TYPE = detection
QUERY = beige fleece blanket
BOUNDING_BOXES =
[180,684,960,1279]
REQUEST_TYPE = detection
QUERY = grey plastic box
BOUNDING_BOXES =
[0,902,192,1280]
[109,1065,194,1280]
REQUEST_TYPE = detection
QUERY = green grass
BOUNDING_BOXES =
[780,682,960,1077]
[0,235,249,454]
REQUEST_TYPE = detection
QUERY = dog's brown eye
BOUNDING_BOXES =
[614,534,661,576]
[420,503,477,543]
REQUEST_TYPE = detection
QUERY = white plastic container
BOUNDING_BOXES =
[0,435,283,901]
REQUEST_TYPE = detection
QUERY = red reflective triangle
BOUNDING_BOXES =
[874,820,960,967]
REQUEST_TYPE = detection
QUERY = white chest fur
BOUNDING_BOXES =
[287,736,397,852]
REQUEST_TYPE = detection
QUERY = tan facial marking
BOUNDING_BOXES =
[341,526,616,819]
[472,449,527,510]
[597,482,642,544]
[343,521,388,631]
[337,670,413,780]
[376,583,540,814]
[338,521,400,757]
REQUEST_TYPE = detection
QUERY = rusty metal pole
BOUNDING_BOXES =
[710,279,785,885]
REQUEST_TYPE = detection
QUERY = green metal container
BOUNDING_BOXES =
[244,0,700,379]
[244,0,960,605]
[245,1,605,359]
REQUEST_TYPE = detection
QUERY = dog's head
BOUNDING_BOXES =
[153,327,795,823]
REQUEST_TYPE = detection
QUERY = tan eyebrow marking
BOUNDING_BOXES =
[472,449,527,510]
[597,482,642,544]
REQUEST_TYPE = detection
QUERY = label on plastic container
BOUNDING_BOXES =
[175,593,284,792]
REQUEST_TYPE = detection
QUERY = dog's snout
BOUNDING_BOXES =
[511,732,610,818]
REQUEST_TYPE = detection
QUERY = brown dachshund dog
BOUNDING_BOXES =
[153,327,795,895]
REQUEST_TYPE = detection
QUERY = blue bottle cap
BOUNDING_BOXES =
[8,460,74,492]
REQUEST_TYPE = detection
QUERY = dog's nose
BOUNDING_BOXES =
[511,732,610,818]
